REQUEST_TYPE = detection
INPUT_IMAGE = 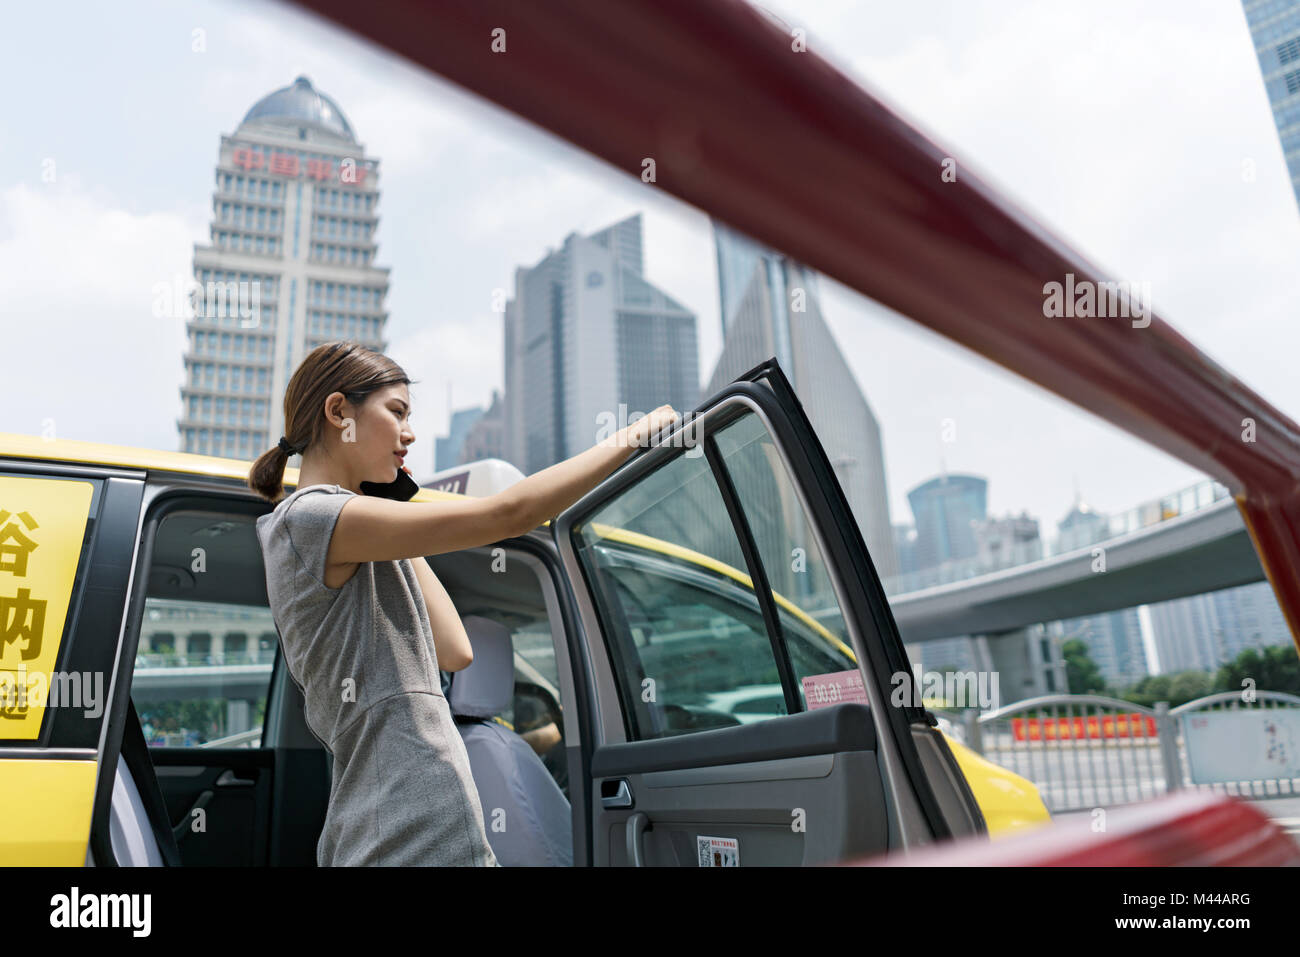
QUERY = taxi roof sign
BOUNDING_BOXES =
[421,458,525,498]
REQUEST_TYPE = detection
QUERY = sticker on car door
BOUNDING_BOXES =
[697,835,739,866]
[801,669,868,710]
[0,477,95,740]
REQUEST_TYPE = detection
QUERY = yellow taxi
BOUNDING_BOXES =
[0,357,1048,866]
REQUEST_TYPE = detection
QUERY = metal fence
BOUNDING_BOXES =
[933,690,1300,813]
[1170,692,1300,800]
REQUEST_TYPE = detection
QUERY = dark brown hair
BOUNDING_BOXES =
[247,340,414,503]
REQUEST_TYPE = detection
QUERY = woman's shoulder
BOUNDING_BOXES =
[284,483,358,503]
[261,484,355,519]
[258,485,363,591]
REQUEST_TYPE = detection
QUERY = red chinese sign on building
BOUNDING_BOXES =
[232,146,368,186]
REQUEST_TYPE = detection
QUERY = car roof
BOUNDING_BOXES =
[0,430,483,505]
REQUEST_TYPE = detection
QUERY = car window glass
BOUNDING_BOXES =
[572,438,790,740]
[712,412,866,709]
[134,510,276,748]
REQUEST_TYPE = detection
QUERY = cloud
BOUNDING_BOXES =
[0,181,201,446]
[797,0,1290,526]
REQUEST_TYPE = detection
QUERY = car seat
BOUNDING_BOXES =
[446,615,572,866]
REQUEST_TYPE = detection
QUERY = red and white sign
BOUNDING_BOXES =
[801,669,868,710]
[231,146,368,186]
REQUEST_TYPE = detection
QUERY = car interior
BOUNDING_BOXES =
[107,500,575,866]
[104,443,911,867]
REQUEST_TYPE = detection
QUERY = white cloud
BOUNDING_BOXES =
[0,182,202,446]
[794,0,1300,526]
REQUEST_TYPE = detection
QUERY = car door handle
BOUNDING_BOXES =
[215,769,256,787]
[626,811,649,867]
[602,778,633,808]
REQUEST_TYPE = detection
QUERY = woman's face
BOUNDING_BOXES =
[339,383,415,484]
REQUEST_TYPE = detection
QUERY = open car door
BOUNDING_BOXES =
[553,357,985,866]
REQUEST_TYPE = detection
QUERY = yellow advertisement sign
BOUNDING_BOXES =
[0,477,95,740]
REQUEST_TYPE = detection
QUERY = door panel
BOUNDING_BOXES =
[151,746,275,865]
[556,358,983,865]
[593,704,886,865]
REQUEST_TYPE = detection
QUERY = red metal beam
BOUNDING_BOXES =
[285,0,1300,648]
[843,791,1300,866]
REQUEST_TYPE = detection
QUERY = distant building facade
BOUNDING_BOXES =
[1047,497,1150,687]
[907,474,987,572]
[976,513,1043,571]
[1147,580,1292,675]
[181,76,388,459]
[705,220,899,580]
[436,405,486,471]
[502,213,698,474]
[1242,0,1300,214]
[459,390,505,463]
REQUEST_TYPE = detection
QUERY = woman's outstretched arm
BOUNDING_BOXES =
[325,406,681,565]
[501,405,680,532]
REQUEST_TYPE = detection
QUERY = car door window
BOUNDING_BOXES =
[711,412,866,705]
[572,406,876,741]
[572,422,791,740]
[133,509,277,748]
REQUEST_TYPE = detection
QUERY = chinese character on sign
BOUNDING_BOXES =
[0,671,29,719]
[0,510,38,576]
[306,158,333,181]
[1,588,46,660]
[0,510,47,661]
[232,147,263,171]
[270,152,300,177]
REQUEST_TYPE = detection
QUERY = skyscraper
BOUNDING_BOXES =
[706,220,899,580]
[502,213,699,473]
[180,77,389,459]
[436,405,487,471]
[1055,497,1111,554]
[1048,497,1149,687]
[906,474,987,572]
[976,512,1043,572]
[1147,581,1292,675]
[1242,0,1300,214]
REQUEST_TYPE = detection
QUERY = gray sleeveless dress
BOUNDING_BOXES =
[255,483,500,866]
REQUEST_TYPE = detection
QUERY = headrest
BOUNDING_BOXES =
[446,615,514,718]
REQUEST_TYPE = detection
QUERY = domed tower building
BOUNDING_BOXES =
[180,77,389,460]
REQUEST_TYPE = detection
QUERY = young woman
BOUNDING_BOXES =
[248,340,677,865]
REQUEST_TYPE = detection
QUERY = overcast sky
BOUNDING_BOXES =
[2,0,1297,535]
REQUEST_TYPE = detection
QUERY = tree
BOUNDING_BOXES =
[1167,670,1213,705]
[1120,670,1215,708]
[1214,645,1300,697]
[1120,673,1172,708]
[1061,639,1106,695]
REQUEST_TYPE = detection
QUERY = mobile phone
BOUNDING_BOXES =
[359,467,420,501]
